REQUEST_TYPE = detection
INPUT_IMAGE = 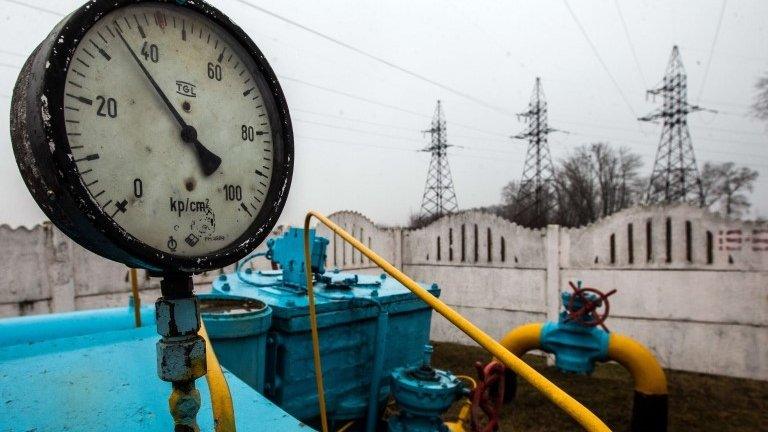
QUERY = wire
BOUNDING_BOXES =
[696,0,729,104]
[280,75,430,119]
[296,135,416,153]
[294,118,424,144]
[0,0,63,16]
[230,0,511,117]
[0,49,26,58]
[281,75,510,138]
[613,0,647,89]
[562,0,637,117]
[291,108,416,133]
[293,108,514,146]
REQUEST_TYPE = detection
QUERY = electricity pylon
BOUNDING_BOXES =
[420,100,458,219]
[512,77,559,228]
[640,45,706,207]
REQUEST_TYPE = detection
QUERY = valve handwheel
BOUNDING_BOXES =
[470,360,506,432]
[565,281,617,331]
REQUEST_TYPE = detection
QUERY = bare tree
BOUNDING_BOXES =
[701,162,759,217]
[500,143,644,227]
[554,146,599,227]
[500,143,645,227]
[753,73,768,120]
[408,212,443,229]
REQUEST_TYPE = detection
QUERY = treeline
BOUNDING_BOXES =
[497,143,758,228]
[408,141,759,229]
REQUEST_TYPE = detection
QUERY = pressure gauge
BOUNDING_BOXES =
[11,0,293,273]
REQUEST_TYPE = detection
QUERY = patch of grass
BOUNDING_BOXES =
[431,341,768,431]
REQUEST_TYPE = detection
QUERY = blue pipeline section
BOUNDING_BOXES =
[540,321,609,374]
[0,324,312,431]
[538,290,611,375]
[0,305,155,348]
[366,305,389,432]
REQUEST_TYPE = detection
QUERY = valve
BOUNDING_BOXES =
[470,361,506,432]
[563,281,617,331]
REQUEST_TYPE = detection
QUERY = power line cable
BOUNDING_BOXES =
[0,49,26,58]
[280,75,430,119]
[230,0,511,116]
[293,118,423,144]
[613,0,647,89]
[0,0,62,16]
[296,134,516,163]
[295,118,521,157]
[295,135,415,153]
[696,0,728,104]
[293,107,514,144]
[562,0,638,117]
[292,108,422,134]
[280,75,509,138]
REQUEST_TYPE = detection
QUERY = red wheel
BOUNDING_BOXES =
[565,281,617,331]
[470,361,506,432]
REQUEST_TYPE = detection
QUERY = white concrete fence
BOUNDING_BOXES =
[0,204,765,380]
[317,205,768,381]
[0,223,283,317]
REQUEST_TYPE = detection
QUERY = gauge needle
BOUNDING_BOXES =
[115,28,222,176]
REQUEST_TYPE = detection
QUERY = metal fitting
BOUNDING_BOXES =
[156,297,200,338]
[156,336,207,382]
[169,382,202,432]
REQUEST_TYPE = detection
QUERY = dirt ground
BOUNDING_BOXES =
[431,342,768,432]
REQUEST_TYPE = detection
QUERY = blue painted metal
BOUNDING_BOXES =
[212,228,439,424]
[200,294,272,393]
[0,305,155,348]
[365,296,388,432]
[0,313,311,431]
[387,345,465,432]
[267,227,329,287]
[539,291,610,375]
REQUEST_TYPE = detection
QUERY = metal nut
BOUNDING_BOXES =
[156,336,207,382]
[155,297,200,337]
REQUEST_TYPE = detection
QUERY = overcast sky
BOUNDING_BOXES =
[1,0,766,227]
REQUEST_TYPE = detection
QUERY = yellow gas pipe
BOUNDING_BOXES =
[303,211,611,432]
[129,268,141,327]
[499,324,668,431]
[444,375,476,432]
[200,321,237,432]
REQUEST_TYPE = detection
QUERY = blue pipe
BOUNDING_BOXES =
[365,300,389,432]
[0,306,155,348]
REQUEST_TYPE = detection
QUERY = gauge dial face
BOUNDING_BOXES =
[61,4,275,257]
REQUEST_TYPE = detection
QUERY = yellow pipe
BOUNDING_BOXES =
[444,398,472,432]
[129,268,141,327]
[303,226,331,432]
[200,321,237,432]
[608,333,667,395]
[336,421,355,432]
[499,323,543,357]
[304,211,611,432]
[500,325,667,395]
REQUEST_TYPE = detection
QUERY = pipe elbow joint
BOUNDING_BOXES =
[499,323,544,357]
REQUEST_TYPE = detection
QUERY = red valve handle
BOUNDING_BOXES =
[470,361,506,432]
[565,281,617,331]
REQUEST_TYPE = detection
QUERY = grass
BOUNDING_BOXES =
[431,342,768,432]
